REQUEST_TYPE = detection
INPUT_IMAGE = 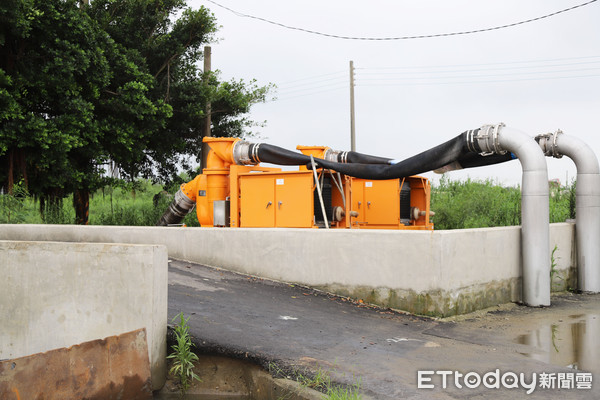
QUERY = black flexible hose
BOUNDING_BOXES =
[254,144,394,165]
[341,151,393,164]
[254,143,312,165]
[311,132,470,180]
[250,130,514,180]
[454,152,515,169]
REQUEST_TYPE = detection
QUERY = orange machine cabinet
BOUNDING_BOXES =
[345,176,432,230]
[239,171,314,228]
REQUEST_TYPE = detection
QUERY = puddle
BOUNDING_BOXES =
[516,314,600,374]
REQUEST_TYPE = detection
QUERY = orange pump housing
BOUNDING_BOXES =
[180,138,433,230]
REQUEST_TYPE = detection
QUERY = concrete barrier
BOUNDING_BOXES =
[0,240,168,390]
[0,223,575,316]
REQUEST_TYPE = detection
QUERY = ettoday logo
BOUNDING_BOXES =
[418,370,593,394]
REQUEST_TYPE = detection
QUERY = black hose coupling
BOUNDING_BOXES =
[466,123,508,156]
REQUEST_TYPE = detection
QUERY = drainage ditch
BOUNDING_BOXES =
[153,355,322,400]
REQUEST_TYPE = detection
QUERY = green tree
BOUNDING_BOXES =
[0,0,272,223]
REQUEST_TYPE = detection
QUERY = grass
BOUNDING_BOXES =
[550,244,563,290]
[167,312,201,396]
[269,362,362,400]
[0,178,199,226]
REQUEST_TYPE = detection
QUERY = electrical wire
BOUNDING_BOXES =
[356,73,600,87]
[357,66,600,81]
[357,55,600,71]
[358,60,600,76]
[204,0,598,41]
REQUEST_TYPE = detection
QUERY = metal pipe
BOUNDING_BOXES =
[468,123,551,306]
[310,155,329,229]
[536,131,600,292]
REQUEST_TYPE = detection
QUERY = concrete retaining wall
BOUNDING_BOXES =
[0,240,168,390]
[0,223,575,316]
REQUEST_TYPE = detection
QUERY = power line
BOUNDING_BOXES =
[357,55,600,71]
[204,0,597,41]
[356,73,600,87]
[357,66,600,81]
[358,59,600,76]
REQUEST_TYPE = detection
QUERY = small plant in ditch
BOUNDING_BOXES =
[168,312,201,396]
[550,245,563,290]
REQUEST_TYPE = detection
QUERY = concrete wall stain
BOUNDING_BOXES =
[318,272,576,317]
[0,329,152,400]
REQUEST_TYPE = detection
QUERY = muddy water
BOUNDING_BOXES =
[516,313,600,374]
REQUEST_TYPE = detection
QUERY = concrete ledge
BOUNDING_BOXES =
[0,223,575,316]
[0,239,168,390]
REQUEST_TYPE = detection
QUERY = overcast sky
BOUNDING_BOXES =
[187,0,600,186]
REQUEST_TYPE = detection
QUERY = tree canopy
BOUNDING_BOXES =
[0,0,271,221]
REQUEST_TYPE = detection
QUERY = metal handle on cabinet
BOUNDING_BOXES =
[266,201,272,209]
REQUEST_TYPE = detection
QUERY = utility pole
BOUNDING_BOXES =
[349,60,356,151]
[201,46,212,170]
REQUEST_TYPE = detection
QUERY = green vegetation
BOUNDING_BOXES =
[269,362,362,400]
[0,178,199,226]
[430,175,575,230]
[297,367,334,393]
[0,179,29,223]
[550,244,563,290]
[167,312,201,396]
[1,176,577,229]
[1,0,272,223]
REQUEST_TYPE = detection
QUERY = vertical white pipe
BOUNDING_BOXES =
[471,124,551,306]
[499,126,551,306]
[553,134,600,292]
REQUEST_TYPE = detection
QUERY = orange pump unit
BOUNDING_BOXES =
[158,137,434,230]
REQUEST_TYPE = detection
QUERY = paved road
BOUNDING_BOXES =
[167,259,600,399]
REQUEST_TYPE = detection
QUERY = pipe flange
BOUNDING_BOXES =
[551,130,564,159]
[174,188,196,209]
[534,133,552,156]
[535,130,563,159]
[324,149,342,163]
[250,143,262,164]
[232,140,259,165]
[467,123,507,156]
[337,151,349,163]
[465,129,479,153]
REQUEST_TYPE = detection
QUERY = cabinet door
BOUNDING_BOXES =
[240,175,275,227]
[275,175,313,228]
[349,179,365,226]
[364,180,400,225]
